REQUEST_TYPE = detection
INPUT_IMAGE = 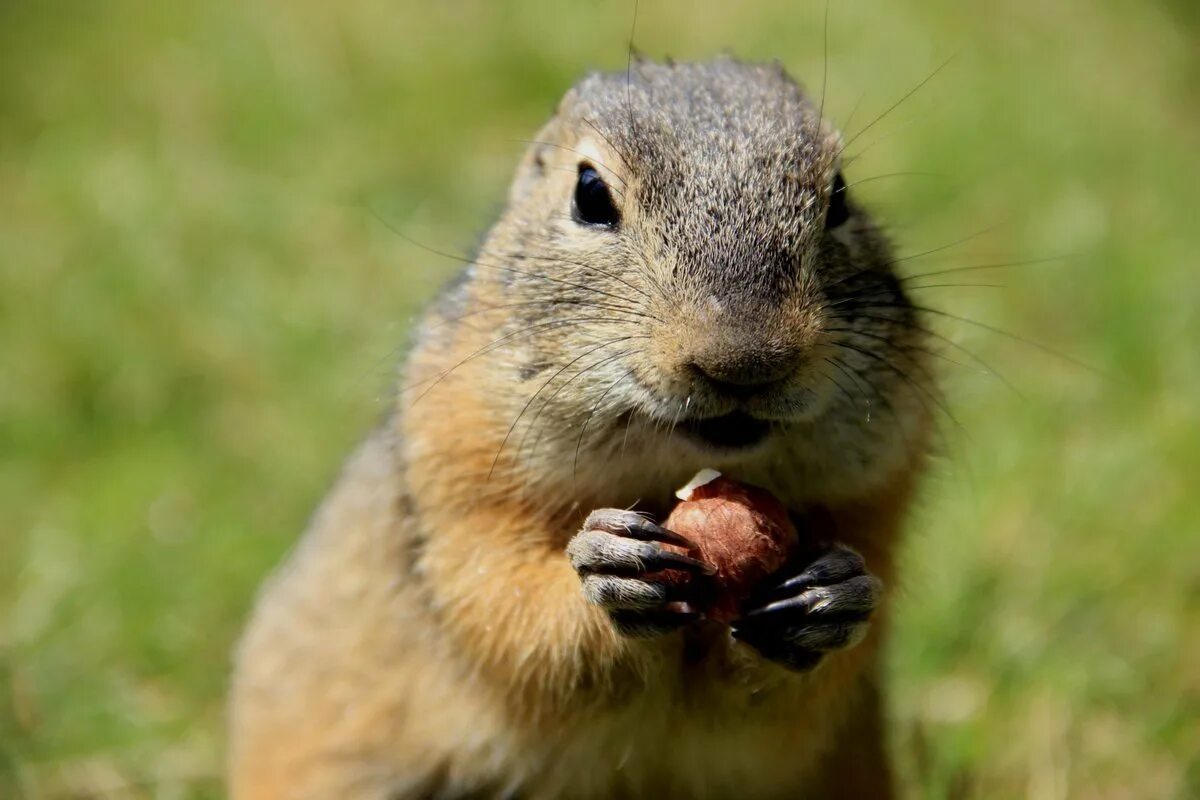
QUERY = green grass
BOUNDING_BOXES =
[2,0,1198,797]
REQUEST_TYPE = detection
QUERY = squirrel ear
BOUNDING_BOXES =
[556,87,580,115]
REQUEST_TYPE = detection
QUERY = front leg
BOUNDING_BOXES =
[731,545,882,672]
[567,508,715,637]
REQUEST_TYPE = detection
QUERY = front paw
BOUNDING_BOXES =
[567,508,715,638]
[730,545,882,672]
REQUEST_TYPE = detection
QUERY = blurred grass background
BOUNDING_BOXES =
[2,0,1198,797]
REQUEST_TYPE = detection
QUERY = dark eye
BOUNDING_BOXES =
[825,171,850,230]
[572,165,620,228]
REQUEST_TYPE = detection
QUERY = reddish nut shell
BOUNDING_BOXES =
[660,470,798,623]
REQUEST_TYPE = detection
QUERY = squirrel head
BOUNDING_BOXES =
[411,57,929,505]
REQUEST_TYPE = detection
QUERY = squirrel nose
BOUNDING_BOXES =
[686,346,797,398]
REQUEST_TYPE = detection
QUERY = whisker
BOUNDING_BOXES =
[842,171,943,190]
[829,339,959,431]
[817,0,831,128]
[900,253,1073,282]
[824,326,976,377]
[837,300,1105,375]
[359,296,643,394]
[489,336,641,478]
[837,53,956,159]
[887,225,999,268]
[520,347,643,465]
[825,354,913,451]
[842,117,931,175]
[827,310,1024,399]
[368,207,648,311]
[820,255,1070,318]
[823,355,868,402]
[573,367,638,485]
[405,317,632,404]
[821,283,1004,317]
[903,282,1005,291]
[619,402,637,459]
[430,298,650,332]
[817,360,861,411]
[821,228,1002,302]
[829,328,943,394]
[582,117,632,170]
[455,254,648,315]
[512,242,667,308]
[837,91,868,139]
[485,248,652,302]
[625,0,642,147]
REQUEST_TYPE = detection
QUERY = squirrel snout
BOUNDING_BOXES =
[685,342,800,399]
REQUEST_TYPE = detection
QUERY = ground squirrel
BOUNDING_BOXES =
[230,57,932,799]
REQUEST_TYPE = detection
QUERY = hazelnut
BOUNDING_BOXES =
[661,469,798,623]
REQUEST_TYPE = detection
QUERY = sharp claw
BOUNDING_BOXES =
[627,518,692,547]
[764,547,868,599]
[740,594,815,621]
[741,597,823,628]
[767,572,819,598]
[583,510,693,548]
[740,585,875,628]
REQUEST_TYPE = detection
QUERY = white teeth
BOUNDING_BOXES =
[675,468,723,500]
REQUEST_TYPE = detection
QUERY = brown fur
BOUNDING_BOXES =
[230,58,932,799]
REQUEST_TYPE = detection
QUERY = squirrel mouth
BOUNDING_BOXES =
[675,411,772,451]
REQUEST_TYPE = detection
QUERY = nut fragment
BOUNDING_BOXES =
[660,470,799,623]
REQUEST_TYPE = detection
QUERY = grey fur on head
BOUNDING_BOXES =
[562,58,837,303]
[421,56,927,506]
